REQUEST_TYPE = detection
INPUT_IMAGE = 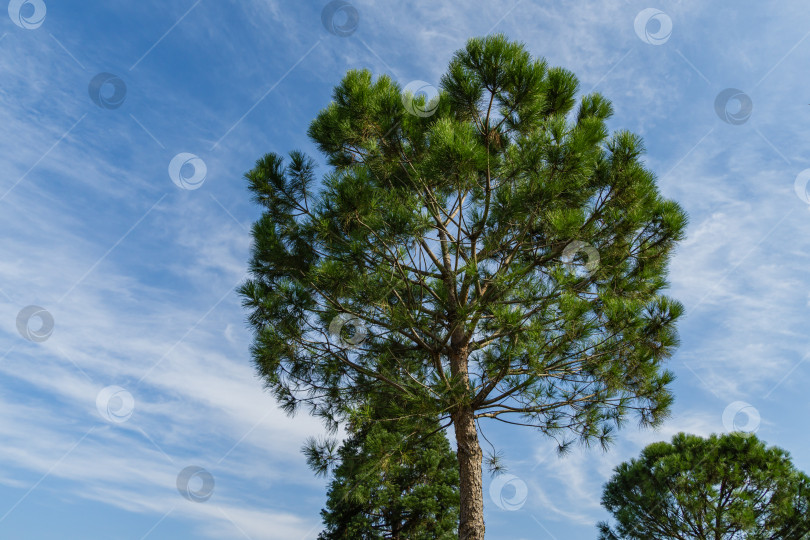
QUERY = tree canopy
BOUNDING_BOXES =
[240,34,687,538]
[598,432,810,539]
[305,390,459,539]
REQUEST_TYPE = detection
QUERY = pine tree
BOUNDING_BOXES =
[598,432,810,539]
[240,34,687,538]
[304,391,459,539]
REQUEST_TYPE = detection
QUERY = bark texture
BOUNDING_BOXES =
[452,405,485,539]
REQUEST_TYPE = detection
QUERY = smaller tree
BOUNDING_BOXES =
[598,432,810,540]
[305,391,459,539]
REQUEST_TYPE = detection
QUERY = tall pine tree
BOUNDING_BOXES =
[240,35,687,538]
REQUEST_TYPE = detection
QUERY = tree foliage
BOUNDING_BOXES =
[304,390,459,539]
[239,34,687,537]
[598,432,810,539]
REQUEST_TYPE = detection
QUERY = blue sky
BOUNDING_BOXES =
[1,1,809,538]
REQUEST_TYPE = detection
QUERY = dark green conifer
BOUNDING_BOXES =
[240,34,687,538]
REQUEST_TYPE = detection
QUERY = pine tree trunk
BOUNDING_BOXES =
[453,405,485,539]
